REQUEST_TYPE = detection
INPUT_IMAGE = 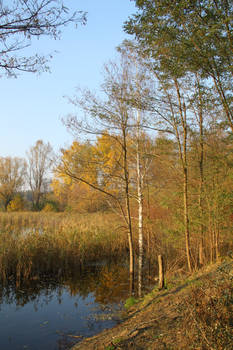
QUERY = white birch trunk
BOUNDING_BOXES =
[137,109,143,297]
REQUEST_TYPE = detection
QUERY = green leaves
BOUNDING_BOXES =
[125,1,233,77]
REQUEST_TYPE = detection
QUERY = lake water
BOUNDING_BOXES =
[0,264,130,350]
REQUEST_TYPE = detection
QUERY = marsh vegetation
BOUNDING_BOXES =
[0,212,160,350]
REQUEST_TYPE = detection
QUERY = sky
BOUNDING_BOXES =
[0,0,136,158]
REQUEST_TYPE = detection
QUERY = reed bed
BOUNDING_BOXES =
[0,211,189,288]
[0,212,129,286]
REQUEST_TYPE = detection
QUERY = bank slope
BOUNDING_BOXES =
[72,259,233,350]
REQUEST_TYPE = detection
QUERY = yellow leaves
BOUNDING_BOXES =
[7,194,25,212]
[53,131,144,211]
[95,133,121,169]
[53,140,100,211]
[65,141,98,185]
[54,134,123,194]
[54,141,96,185]
[42,203,57,212]
[94,133,123,192]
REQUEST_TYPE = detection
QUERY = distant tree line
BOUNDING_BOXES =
[0,140,55,211]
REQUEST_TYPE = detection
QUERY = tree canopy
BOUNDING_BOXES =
[125,0,233,130]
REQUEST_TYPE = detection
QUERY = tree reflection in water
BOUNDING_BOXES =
[0,261,133,350]
[0,260,155,350]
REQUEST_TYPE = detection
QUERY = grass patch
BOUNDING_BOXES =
[124,296,139,310]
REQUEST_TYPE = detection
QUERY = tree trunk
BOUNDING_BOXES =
[137,109,143,298]
[174,79,192,272]
[122,127,134,290]
[210,229,214,263]
[215,226,220,261]
[158,254,165,289]
[183,167,192,272]
[197,78,205,266]
[212,75,233,133]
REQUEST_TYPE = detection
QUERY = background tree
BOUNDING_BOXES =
[0,0,86,76]
[0,156,27,210]
[27,139,53,210]
[52,140,107,212]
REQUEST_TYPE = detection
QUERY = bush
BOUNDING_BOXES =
[124,296,139,310]
[7,194,25,212]
[42,201,58,212]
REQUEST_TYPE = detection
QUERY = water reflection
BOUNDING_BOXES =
[0,261,156,350]
[0,263,130,350]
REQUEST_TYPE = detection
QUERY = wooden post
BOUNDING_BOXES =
[158,255,165,289]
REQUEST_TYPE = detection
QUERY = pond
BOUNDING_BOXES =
[0,263,141,350]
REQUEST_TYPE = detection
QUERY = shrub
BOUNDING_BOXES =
[42,202,58,212]
[124,296,139,310]
[7,194,25,212]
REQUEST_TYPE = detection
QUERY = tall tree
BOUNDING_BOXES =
[188,74,216,266]
[148,73,193,271]
[0,156,27,210]
[125,0,233,131]
[27,139,53,210]
[0,0,86,76]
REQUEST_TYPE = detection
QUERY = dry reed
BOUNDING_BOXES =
[0,212,128,286]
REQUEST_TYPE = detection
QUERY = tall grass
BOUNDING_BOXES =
[0,212,128,286]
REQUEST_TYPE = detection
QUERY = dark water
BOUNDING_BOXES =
[0,264,131,350]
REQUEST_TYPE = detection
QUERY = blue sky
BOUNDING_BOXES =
[0,0,136,158]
